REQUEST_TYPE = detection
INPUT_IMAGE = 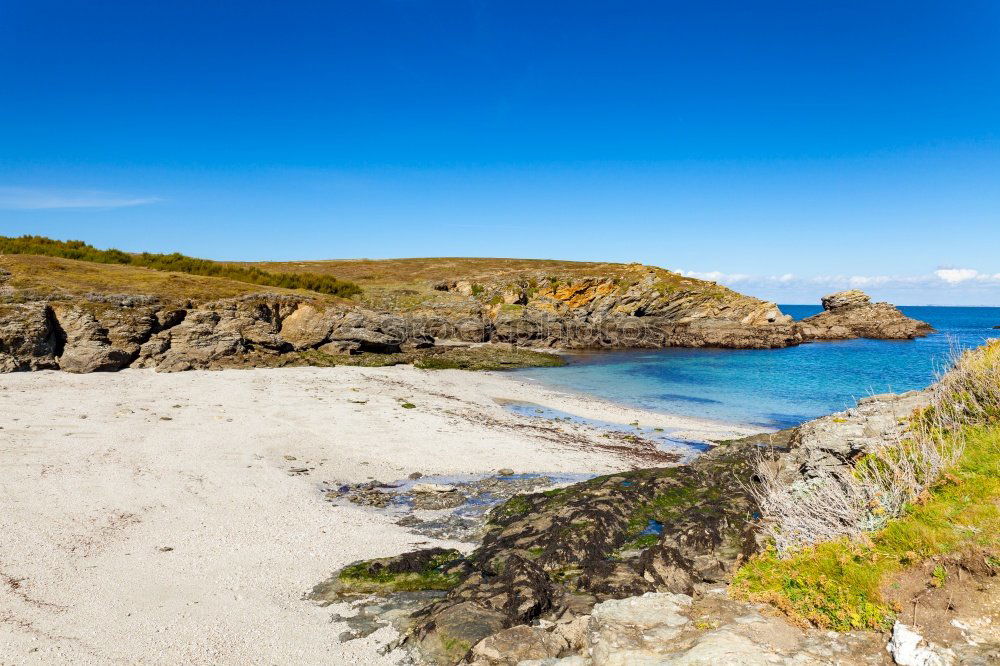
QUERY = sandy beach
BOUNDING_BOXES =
[0,366,760,665]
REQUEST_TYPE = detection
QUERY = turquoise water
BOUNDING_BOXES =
[512,306,1000,429]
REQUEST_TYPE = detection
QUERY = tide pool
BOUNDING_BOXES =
[512,306,1000,429]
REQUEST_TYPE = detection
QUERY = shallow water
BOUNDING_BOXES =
[512,306,1000,429]
[503,401,710,457]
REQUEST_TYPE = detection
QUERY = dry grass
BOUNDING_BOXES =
[241,257,743,312]
[733,339,1000,630]
[0,254,324,303]
[242,257,647,284]
[748,342,1000,556]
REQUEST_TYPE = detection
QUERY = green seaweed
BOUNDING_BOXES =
[335,549,464,595]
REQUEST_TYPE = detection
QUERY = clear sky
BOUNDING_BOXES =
[1,1,999,304]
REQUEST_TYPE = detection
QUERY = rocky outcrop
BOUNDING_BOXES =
[0,303,59,371]
[311,440,762,663]
[51,304,157,372]
[0,294,434,373]
[800,290,933,340]
[465,591,887,665]
[316,387,963,664]
[778,389,931,481]
[0,266,936,373]
[433,268,800,351]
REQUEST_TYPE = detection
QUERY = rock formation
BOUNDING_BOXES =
[0,252,937,374]
[313,388,987,665]
[799,289,933,340]
[312,439,764,664]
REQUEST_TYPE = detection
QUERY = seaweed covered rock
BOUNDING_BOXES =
[413,555,556,663]
[323,439,762,664]
[308,548,466,600]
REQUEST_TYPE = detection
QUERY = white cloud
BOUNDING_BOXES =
[672,268,1000,291]
[935,268,987,284]
[0,187,162,210]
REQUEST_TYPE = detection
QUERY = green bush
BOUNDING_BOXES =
[0,235,361,297]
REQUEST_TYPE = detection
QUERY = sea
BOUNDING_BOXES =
[511,306,1000,430]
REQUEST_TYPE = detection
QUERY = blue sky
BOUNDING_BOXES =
[1,1,999,304]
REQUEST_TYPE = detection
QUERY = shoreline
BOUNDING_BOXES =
[0,365,761,664]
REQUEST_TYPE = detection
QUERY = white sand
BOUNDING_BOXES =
[0,366,761,664]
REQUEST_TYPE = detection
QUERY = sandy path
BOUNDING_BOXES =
[0,366,760,664]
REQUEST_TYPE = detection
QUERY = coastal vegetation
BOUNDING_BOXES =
[0,253,293,302]
[240,255,740,314]
[733,339,1000,630]
[0,235,361,297]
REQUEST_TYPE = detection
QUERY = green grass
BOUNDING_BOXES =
[0,235,360,297]
[731,425,1000,630]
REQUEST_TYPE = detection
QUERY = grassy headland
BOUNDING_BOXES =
[0,235,361,297]
[732,340,1000,630]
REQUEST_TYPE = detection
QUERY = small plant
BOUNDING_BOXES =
[400,402,416,409]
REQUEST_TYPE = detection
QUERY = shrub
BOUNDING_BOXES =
[0,235,361,298]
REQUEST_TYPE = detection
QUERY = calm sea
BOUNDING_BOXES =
[511,306,1000,429]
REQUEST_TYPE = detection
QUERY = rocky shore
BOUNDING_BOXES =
[315,381,997,666]
[0,256,932,374]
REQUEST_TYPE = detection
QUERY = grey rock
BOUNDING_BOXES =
[588,593,692,665]
[469,624,567,665]
[0,303,59,371]
[781,390,931,480]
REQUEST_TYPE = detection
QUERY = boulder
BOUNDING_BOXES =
[637,544,696,595]
[469,625,567,665]
[317,340,361,355]
[412,556,555,663]
[587,593,692,666]
[418,601,508,665]
[328,327,402,353]
[820,289,871,312]
[51,305,151,373]
[279,303,337,349]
